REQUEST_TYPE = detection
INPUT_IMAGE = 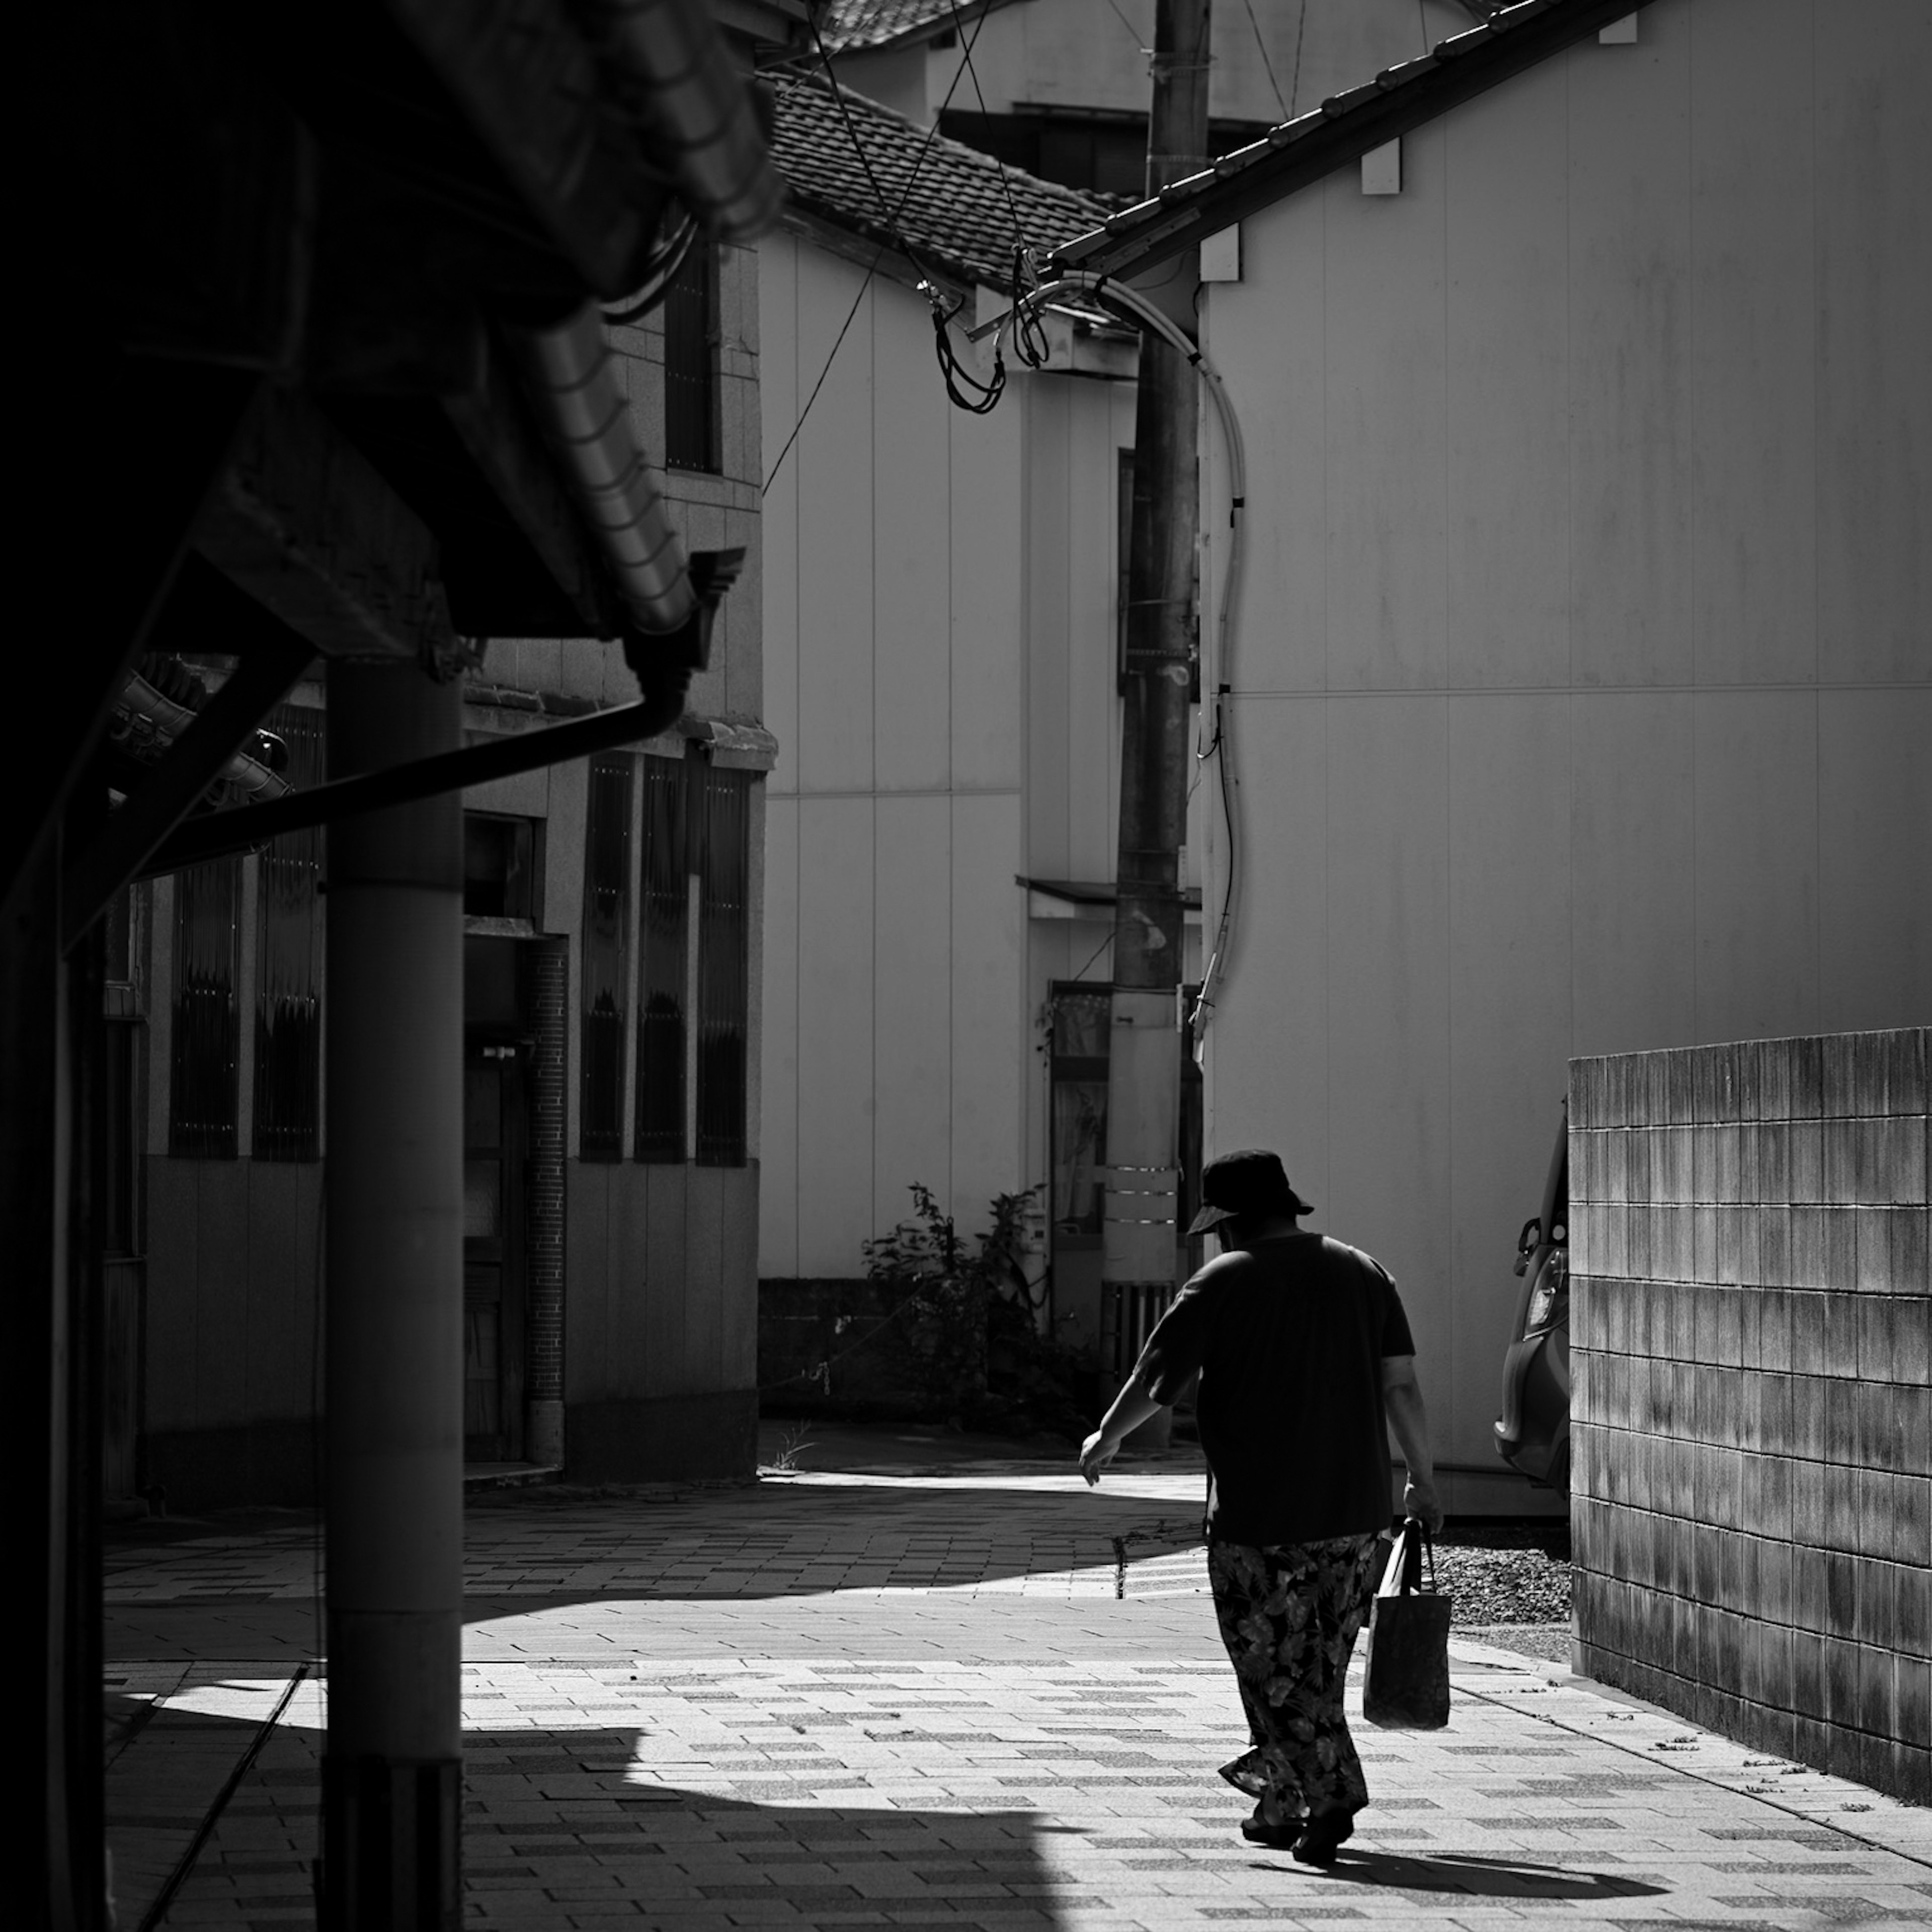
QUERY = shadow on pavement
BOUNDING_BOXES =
[111,1705,1072,1929]
[1299,1846,1665,1901]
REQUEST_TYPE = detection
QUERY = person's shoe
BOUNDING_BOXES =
[1239,1803,1302,1850]
[1290,1807,1355,1866]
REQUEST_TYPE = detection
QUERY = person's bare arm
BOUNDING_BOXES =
[1080,1382,1164,1485]
[1382,1354,1444,1532]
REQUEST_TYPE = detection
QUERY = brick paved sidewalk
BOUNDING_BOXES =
[105,1460,1929,1929]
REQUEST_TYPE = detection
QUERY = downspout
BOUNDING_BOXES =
[601,0,786,243]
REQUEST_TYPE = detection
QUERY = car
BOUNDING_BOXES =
[1494,1104,1570,1493]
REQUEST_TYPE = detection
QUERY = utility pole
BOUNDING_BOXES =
[1100,0,1211,1438]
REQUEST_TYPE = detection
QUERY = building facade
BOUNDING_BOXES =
[116,245,772,1507]
[1164,0,1930,1506]
[757,78,1217,1358]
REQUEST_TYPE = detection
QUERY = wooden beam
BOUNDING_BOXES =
[195,384,462,667]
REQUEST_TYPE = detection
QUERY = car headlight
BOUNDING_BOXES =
[1525,1249,1568,1333]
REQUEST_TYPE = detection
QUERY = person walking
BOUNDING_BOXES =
[1080,1149,1442,1864]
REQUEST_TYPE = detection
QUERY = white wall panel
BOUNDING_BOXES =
[1687,0,1818,687]
[758,794,800,1275]
[873,277,955,793]
[1209,192,1327,695]
[1692,691,1822,1044]
[1570,692,1697,1057]
[1023,380,1074,878]
[1567,17,1694,687]
[1322,697,1452,1368]
[1444,69,1571,690]
[950,397,1025,791]
[1203,698,1329,1202]
[793,251,875,793]
[1813,2,1932,685]
[794,796,876,1273]
[1817,689,1932,1032]
[1446,696,1573,1462]
[1320,135,1448,692]
[949,791,1026,1220]
[872,794,956,1238]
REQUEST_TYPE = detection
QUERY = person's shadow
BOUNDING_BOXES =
[1253,1846,1666,1901]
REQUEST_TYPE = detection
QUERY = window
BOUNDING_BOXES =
[635,756,689,1162]
[170,857,242,1157]
[580,756,633,1159]
[1045,980,1204,1249]
[633,752,753,1166]
[1048,985,1111,1247]
[464,814,536,921]
[254,703,324,1159]
[694,764,752,1167]
[663,238,720,473]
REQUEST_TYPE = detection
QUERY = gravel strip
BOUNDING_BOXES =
[1430,1523,1573,1627]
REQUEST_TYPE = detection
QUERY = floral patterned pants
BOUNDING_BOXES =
[1209,1532,1386,1820]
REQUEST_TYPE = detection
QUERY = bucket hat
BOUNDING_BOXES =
[1186,1148,1314,1236]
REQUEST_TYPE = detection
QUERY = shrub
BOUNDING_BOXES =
[861,1184,1090,1437]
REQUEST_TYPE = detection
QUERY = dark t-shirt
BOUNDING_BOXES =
[1130,1233,1416,1546]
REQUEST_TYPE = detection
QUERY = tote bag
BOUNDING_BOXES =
[1362,1516,1452,1729]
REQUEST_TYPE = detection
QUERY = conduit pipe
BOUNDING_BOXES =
[602,0,785,243]
[973,273,1247,1058]
[510,302,696,634]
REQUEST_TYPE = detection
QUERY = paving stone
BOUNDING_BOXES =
[104,1459,1931,1929]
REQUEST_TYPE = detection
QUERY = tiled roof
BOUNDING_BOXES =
[1051,0,1650,279]
[770,71,1112,293]
[820,0,1008,55]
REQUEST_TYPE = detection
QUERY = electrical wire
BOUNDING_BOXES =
[1238,0,1291,123]
[601,209,703,325]
[763,4,1005,489]
[1103,0,1152,56]
[929,288,1007,411]
[939,0,1051,371]
[808,13,942,289]
[944,0,1041,290]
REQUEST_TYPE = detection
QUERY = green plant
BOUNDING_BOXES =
[758,1422,816,1475]
[862,1185,1088,1436]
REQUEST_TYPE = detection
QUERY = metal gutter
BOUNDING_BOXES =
[603,0,786,242]
[509,303,696,635]
[140,667,695,876]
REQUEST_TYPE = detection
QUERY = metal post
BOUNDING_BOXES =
[321,659,463,1928]
[1102,0,1212,1448]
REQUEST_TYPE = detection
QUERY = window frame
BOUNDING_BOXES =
[662,237,721,475]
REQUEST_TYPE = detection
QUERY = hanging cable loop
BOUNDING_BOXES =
[925,283,1006,415]
[1010,246,1053,369]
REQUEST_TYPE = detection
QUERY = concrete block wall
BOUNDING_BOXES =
[1569,1029,1930,1805]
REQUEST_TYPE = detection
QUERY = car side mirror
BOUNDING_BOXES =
[1513,1216,1540,1276]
